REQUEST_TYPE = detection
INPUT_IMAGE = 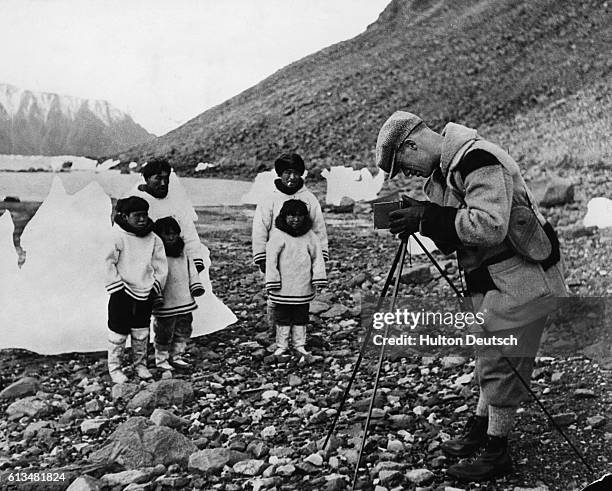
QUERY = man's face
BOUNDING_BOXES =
[280,169,301,189]
[145,171,170,198]
[394,138,436,178]
[125,210,149,230]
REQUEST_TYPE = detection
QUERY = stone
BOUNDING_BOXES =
[188,448,232,473]
[305,453,324,466]
[288,375,302,387]
[379,469,402,486]
[85,399,103,414]
[127,379,194,414]
[310,301,331,314]
[275,463,296,476]
[552,412,577,426]
[101,469,152,486]
[90,416,196,468]
[111,383,139,400]
[81,418,109,435]
[348,272,369,287]
[325,473,348,490]
[260,425,276,439]
[551,372,564,383]
[388,414,413,429]
[232,459,267,476]
[6,396,52,418]
[386,439,404,452]
[0,377,40,401]
[150,408,188,428]
[321,304,350,319]
[24,420,52,440]
[532,176,574,207]
[247,440,269,459]
[252,477,278,491]
[60,408,87,425]
[441,356,467,369]
[400,265,433,285]
[66,475,104,491]
[405,468,434,485]
[586,415,606,428]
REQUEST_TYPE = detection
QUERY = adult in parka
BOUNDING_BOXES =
[376,111,568,481]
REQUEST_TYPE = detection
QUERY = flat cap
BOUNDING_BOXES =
[376,111,423,178]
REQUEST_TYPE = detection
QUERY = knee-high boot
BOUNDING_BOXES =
[108,331,128,384]
[131,328,153,380]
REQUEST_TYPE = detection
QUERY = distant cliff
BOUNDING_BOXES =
[0,83,154,157]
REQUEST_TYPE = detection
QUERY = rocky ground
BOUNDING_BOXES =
[0,173,611,491]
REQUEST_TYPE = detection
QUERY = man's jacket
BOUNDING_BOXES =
[420,123,567,331]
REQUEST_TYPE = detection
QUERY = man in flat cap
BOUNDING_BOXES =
[376,111,567,481]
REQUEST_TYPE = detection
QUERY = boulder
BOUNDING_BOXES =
[127,379,194,414]
[232,459,267,476]
[111,383,140,401]
[0,377,40,401]
[90,417,196,468]
[189,448,249,473]
[405,468,434,485]
[6,396,53,418]
[321,304,350,319]
[310,301,331,315]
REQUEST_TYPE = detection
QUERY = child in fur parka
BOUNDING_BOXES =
[265,199,327,359]
[105,196,168,384]
[152,216,205,377]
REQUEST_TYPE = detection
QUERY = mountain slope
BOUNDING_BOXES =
[117,0,611,177]
[0,84,154,157]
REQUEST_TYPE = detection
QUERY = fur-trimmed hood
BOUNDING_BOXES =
[275,213,313,237]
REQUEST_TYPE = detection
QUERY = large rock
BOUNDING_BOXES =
[232,459,267,476]
[0,377,40,401]
[188,448,249,473]
[405,468,434,485]
[66,475,104,491]
[90,417,196,469]
[6,396,53,418]
[321,304,350,319]
[100,467,163,487]
[127,379,194,414]
[532,176,574,207]
[112,383,140,401]
[400,265,433,285]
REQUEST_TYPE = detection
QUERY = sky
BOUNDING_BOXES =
[1,0,390,136]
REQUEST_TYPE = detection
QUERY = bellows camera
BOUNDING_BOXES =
[372,201,404,229]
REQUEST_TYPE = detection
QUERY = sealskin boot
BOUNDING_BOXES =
[171,340,191,369]
[131,328,153,380]
[446,434,513,482]
[441,415,488,457]
[155,343,173,371]
[274,325,291,356]
[108,331,128,384]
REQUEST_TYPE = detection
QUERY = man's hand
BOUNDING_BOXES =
[389,195,428,236]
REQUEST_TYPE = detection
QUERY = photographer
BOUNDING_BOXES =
[375,111,567,481]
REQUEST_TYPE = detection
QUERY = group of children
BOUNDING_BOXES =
[105,153,329,383]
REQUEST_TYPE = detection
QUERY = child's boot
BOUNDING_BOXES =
[171,339,191,369]
[274,325,291,356]
[292,325,310,357]
[131,327,153,380]
[155,343,174,372]
[108,331,129,384]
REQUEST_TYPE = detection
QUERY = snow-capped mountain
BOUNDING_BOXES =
[0,83,154,157]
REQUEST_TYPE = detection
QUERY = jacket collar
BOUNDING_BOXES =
[440,122,479,178]
[274,178,304,195]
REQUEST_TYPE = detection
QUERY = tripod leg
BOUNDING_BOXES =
[411,233,463,297]
[322,239,406,451]
[351,239,408,489]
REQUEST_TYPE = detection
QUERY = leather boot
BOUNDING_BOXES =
[441,415,488,457]
[108,331,128,384]
[131,328,153,380]
[274,325,291,356]
[446,434,513,482]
